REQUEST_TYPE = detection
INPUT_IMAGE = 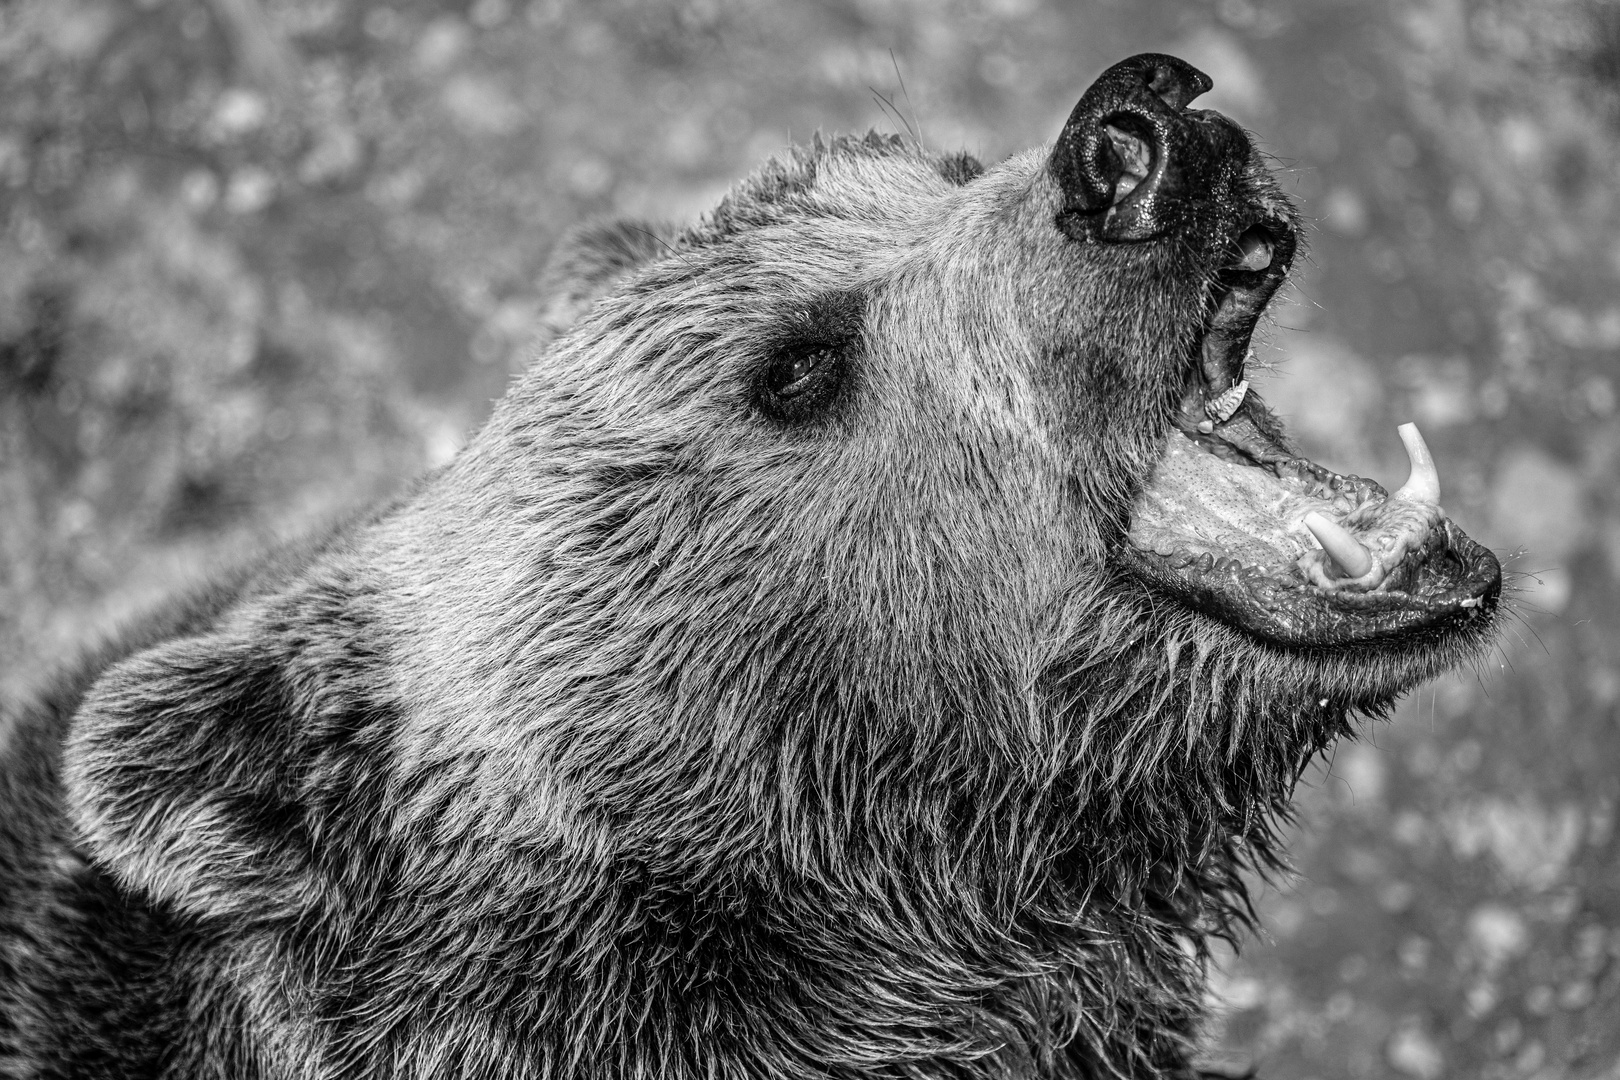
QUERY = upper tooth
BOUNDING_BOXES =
[1206,379,1249,423]
[1237,232,1272,271]
[1393,422,1441,505]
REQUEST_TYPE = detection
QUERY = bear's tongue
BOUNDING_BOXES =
[1128,423,1445,594]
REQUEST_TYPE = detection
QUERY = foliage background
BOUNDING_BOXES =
[3,0,1619,1075]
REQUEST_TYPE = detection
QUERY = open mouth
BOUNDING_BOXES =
[1120,221,1502,647]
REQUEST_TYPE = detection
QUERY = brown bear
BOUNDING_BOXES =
[0,54,1498,1078]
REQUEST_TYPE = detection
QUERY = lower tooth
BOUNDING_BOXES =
[1303,512,1374,579]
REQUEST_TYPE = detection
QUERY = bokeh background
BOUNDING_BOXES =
[2,0,1618,1075]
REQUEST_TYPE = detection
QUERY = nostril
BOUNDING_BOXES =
[1104,121,1154,205]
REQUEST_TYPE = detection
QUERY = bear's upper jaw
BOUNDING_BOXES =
[1193,218,1296,404]
[1122,399,1501,647]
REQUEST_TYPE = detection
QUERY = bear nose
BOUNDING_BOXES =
[1050,53,1250,242]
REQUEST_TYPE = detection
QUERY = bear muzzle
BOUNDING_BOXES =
[1049,57,1502,650]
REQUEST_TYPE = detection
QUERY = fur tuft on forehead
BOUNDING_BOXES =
[685,131,974,245]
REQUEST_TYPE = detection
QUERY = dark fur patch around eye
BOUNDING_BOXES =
[755,291,865,424]
[936,152,985,186]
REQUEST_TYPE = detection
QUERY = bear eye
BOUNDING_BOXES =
[755,290,864,424]
[757,344,844,422]
[767,347,835,398]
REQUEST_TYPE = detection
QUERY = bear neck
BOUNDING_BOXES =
[311,568,1345,1078]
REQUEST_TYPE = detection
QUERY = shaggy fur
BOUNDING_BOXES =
[1,123,1494,1078]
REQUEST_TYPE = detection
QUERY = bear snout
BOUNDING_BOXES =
[1050,52,1256,243]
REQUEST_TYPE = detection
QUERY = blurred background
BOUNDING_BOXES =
[1,0,1617,1075]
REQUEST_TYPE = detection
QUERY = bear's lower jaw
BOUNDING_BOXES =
[1120,419,1501,647]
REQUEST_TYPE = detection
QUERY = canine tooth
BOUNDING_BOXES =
[1304,511,1373,579]
[1237,230,1272,271]
[1393,422,1441,505]
[1205,379,1249,423]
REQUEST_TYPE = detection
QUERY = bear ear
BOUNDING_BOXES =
[63,628,318,923]
[537,219,679,340]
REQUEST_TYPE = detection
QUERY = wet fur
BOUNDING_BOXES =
[1,134,1495,1078]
